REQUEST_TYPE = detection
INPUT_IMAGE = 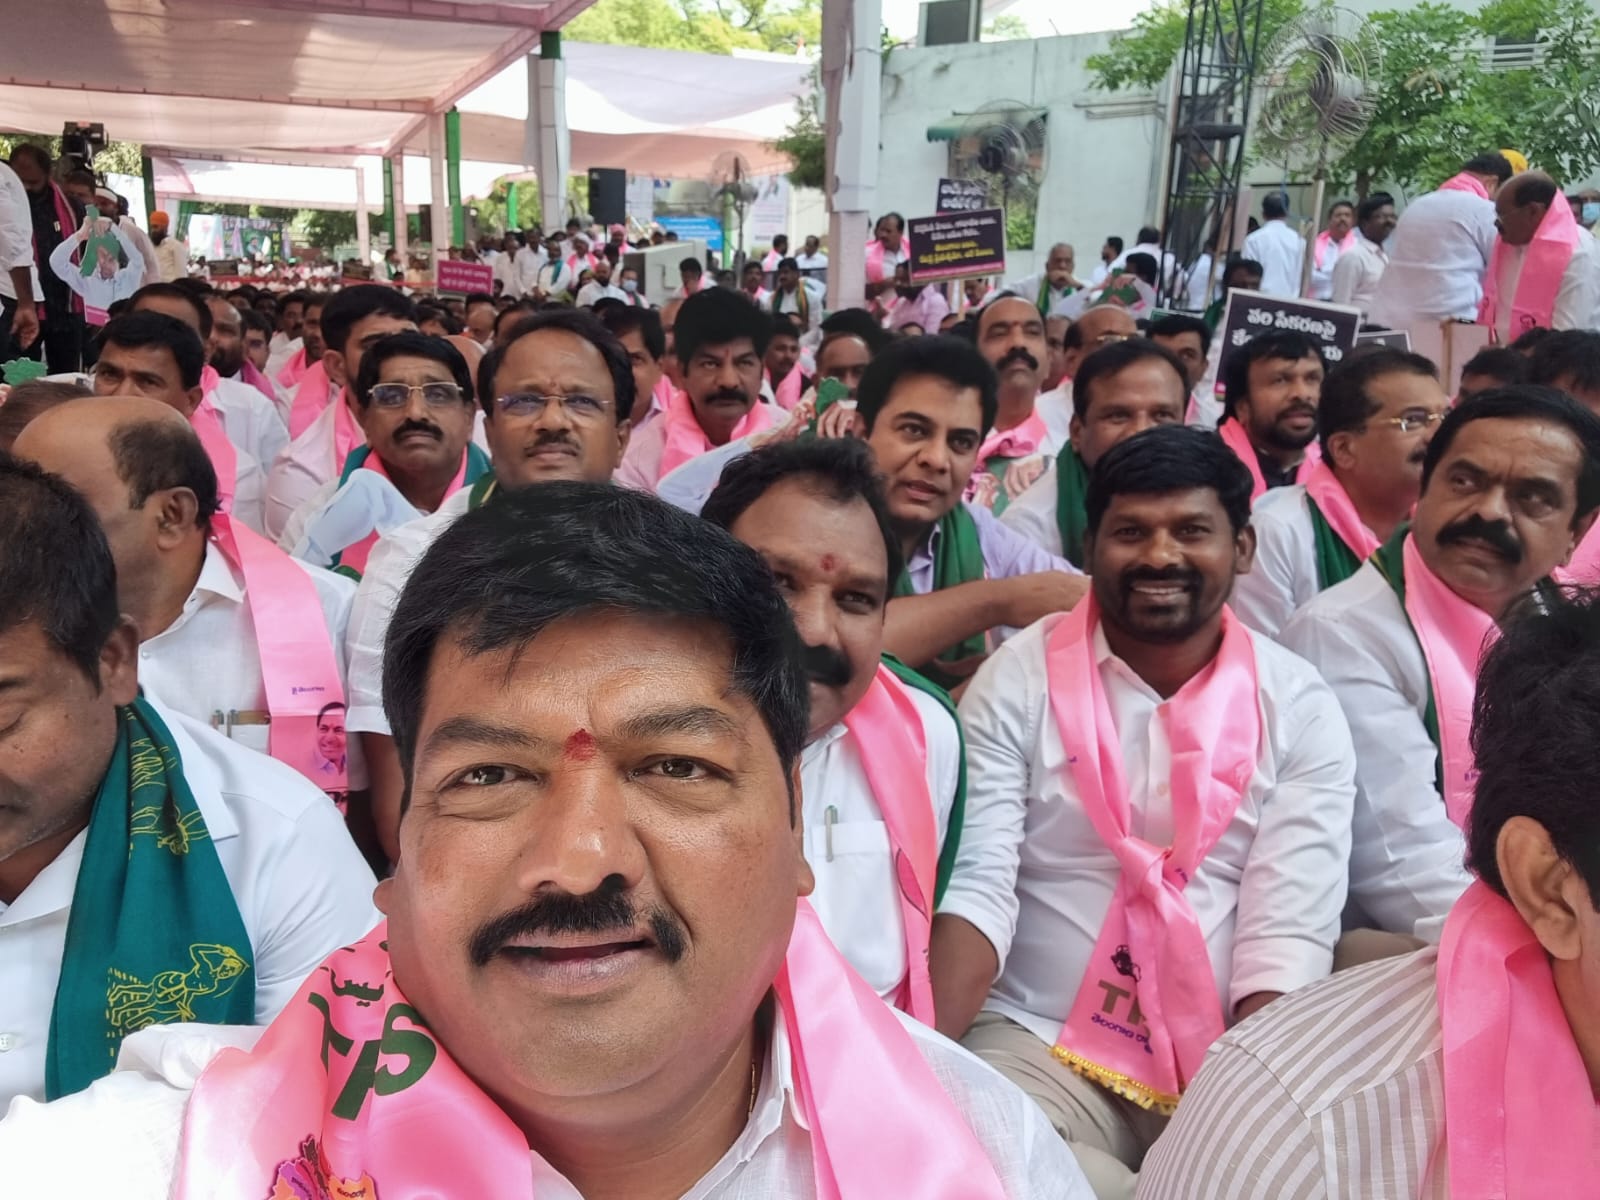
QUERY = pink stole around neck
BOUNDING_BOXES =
[1560,521,1600,585]
[657,388,776,480]
[338,450,471,576]
[1437,172,1490,200]
[288,360,335,440]
[1433,881,1599,1197]
[1313,228,1356,270]
[207,515,348,799]
[173,905,1010,1200]
[276,346,309,390]
[1479,192,1584,341]
[1399,534,1497,828]
[1045,598,1261,1112]
[192,367,239,514]
[840,665,938,1024]
[977,408,1047,465]
[1300,458,1381,558]
[1218,416,1321,503]
[773,361,806,411]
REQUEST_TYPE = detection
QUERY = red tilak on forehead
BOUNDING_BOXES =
[563,730,597,761]
[820,553,837,572]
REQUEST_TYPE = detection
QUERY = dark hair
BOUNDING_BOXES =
[1527,330,1600,397]
[1467,588,1600,901]
[820,306,893,354]
[464,291,495,311]
[769,314,802,342]
[1508,174,1559,209]
[7,143,52,175]
[1317,348,1439,458]
[0,451,119,684]
[1148,312,1212,358]
[0,379,90,450]
[1085,423,1254,536]
[353,331,475,410]
[130,282,213,339]
[1136,225,1161,246]
[99,311,206,390]
[1223,257,1264,287]
[1459,346,1529,388]
[679,256,703,276]
[702,437,904,584]
[1072,338,1189,422]
[673,285,773,365]
[303,291,328,315]
[876,212,904,233]
[317,700,346,723]
[476,307,636,422]
[493,300,538,342]
[777,256,799,273]
[1262,193,1289,220]
[319,284,418,360]
[1221,330,1324,420]
[1421,386,1600,523]
[382,482,808,805]
[1122,252,1159,287]
[280,289,311,311]
[415,303,464,336]
[239,307,273,340]
[596,304,666,362]
[1463,152,1514,183]
[854,334,999,438]
[772,234,789,248]
[1105,236,1124,255]
[108,417,221,523]
[1328,199,1355,215]
[1356,193,1395,225]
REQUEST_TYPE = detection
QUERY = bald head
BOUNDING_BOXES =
[1496,170,1562,247]
[1062,305,1138,379]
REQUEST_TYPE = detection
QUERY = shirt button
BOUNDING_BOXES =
[140,649,150,659]
[0,1034,16,1052]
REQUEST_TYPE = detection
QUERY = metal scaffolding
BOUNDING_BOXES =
[1157,0,1268,308]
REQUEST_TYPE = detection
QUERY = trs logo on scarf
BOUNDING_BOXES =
[269,1135,378,1200]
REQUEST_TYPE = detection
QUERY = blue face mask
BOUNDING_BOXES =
[1584,202,1600,225]
[622,278,638,293]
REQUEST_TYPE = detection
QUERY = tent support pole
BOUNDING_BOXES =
[447,107,465,246]
[821,0,881,313]
[526,31,569,232]
[355,167,371,266]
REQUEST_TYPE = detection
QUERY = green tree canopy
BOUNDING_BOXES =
[565,0,821,54]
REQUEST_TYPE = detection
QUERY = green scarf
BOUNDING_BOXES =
[1306,495,1364,592]
[983,456,1021,516]
[1052,446,1091,568]
[880,655,967,906]
[467,472,499,510]
[1035,277,1074,316]
[1369,526,1444,796]
[46,699,254,1099]
[329,444,494,580]
[893,506,987,690]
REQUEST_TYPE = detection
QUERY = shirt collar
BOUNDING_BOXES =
[195,538,246,604]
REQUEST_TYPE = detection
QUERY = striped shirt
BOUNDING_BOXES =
[1137,949,1448,1199]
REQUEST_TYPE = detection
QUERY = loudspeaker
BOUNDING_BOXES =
[588,168,627,227]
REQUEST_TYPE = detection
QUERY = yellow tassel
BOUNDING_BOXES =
[1050,1045,1181,1116]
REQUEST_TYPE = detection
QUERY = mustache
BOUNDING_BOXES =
[393,419,442,440]
[707,387,749,404]
[468,878,687,967]
[800,642,852,688]
[1437,514,1523,563]
[527,429,578,453]
[1275,403,1317,422]
[1119,565,1201,593]
[997,346,1039,372]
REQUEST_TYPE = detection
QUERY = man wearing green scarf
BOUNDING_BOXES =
[276,331,492,573]
[0,456,378,1106]
[1002,338,1190,567]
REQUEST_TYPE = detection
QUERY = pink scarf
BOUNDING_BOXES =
[208,514,347,798]
[288,360,335,440]
[190,394,238,516]
[865,237,907,284]
[174,905,1010,1200]
[1437,172,1491,200]
[773,362,806,411]
[276,345,309,390]
[1313,228,1357,270]
[1479,193,1583,340]
[1399,533,1498,828]
[1560,523,1600,585]
[1300,458,1381,558]
[762,249,782,272]
[1433,881,1599,1197]
[338,450,472,576]
[1045,597,1261,1112]
[1218,417,1321,503]
[977,409,1047,464]
[240,359,277,402]
[841,666,938,1024]
[657,388,776,480]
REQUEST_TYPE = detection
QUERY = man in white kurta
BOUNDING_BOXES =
[1328,194,1396,318]
[1241,196,1307,298]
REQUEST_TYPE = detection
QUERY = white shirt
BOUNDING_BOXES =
[795,251,829,271]
[536,258,576,297]
[0,701,379,1105]
[221,444,269,536]
[264,333,301,381]
[47,222,145,315]
[210,375,289,473]
[945,615,1356,1048]
[1241,220,1308,298]
[1329,234,1389,316]
[1280,562,1473,939]
[153,237,188,282]
[264,396,358,540]
[1005,273,1077,315]
[512,245,546,297]
[1490,226,1600,341]
[0,162,41,303]
[138,540,368,789]
[1229,484,1328,639]
[998,455,1071,558]
[1368,187,1499,326]
[1184,253,1216,312]
[345,486,477,735]
[0,1004,1091,1200]
[1306,235,1348,301]
[801,687,960,999]
[575,280,628,307]
[769,279,825,334]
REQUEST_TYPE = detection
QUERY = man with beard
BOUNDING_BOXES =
[147,211,188,282]
[344,309,636,865]
[1216,331,1327,502]
[1007,243,1083,318]
[1283,386,1600,940]
[7,144,83,373]
[1233,349,1450,638]
[276,332,490,573]
[239,309,273,376]
[703,437,966,1022]
[1002,339,1189,567]
[266,290,306,374]
[204,292,283,422]
[888,260,951,334]
[270,292,321,392]
[616,286,782,491]
[945,424,1357,1198]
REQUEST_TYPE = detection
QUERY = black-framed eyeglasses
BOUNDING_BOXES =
[494,392,612,420]
[368,381,466,409]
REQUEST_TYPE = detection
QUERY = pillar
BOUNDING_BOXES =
[428,111,449,259]
[391,154,408,264]
[382,157,395,243]
[355,166,371,264]
[525,32,569,235]
[140,155,157,224]
[447,108,465,245]
[821,0,882,313]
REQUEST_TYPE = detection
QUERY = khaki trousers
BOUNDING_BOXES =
[962,1012,1168,1200]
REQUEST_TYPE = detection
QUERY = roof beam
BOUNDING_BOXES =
[428,28,542,114]
[207,0,550,28]
[0,76,431,113]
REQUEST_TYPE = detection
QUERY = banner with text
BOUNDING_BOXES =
[936,178,989,213]
[1214,290,1363,396]
[436,259,495,295]
[907,208,1006,284]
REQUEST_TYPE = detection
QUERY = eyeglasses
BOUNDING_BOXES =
[1091,331,1134,347]
[494,392,612,420]
[1375,410,1447,434]
[368,381,465,409]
